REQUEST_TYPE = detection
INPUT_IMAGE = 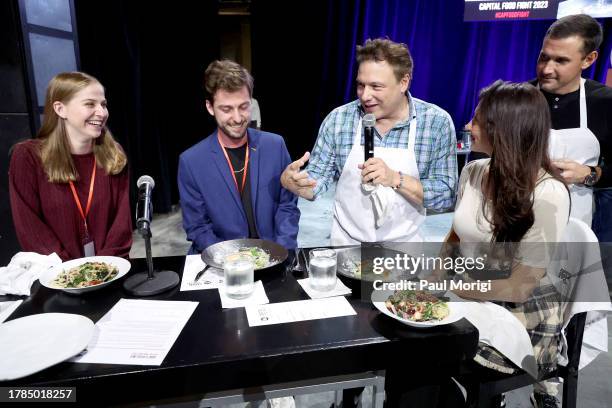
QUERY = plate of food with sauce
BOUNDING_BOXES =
[371,289,466,328]
[39,256,131,294]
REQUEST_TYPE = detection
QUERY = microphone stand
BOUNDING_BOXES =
[123,221,180,296]
[143,226,155,280]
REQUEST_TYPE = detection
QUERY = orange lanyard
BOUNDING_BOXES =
[218,134,249,193]
[69,157,96,235]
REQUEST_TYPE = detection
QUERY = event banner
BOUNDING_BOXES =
[464,0,561,21]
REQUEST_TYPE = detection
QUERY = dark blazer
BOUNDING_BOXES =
[178,128,299,253]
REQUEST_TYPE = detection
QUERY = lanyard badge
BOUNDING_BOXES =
[218,134,249,193]
[69,157,97,256]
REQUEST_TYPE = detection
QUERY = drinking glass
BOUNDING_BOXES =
[308,248,337,291]
[461,130,471,151]
[224,254,255,299]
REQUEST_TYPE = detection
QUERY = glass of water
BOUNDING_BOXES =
[224,254,255,299]
[461,130,471,151]
[308,248,337,291]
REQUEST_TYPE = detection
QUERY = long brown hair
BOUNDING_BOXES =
[475,80,566,243]
[37,71,127,183]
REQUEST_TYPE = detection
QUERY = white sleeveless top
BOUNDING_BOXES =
[453,159,570,268]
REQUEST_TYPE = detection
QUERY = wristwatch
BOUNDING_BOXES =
[392,171,404,190]
[583,166,598,187]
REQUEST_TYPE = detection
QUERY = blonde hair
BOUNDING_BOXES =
[37,71,127,183]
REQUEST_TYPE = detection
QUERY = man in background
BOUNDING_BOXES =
[532,14,611,233]
[531,14,612,408]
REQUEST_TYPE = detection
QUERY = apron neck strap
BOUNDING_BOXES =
[579,78,587,129]
[354,115,418,151]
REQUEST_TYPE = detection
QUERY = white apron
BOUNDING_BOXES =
[330,116,426,245]
[547,78,600,226]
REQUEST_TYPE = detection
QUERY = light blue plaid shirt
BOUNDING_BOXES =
[306,93,457,211]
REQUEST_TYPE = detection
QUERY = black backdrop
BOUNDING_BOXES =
[75,1,348,214]
[250,1,389,160]
[75,1,220,213]
[250,1,352,161]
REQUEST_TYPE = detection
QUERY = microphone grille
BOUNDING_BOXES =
[137,175,155,189]
[363,114,376,127]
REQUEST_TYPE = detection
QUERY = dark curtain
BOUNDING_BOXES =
[73,0,612,212]
[249,1,334,160]
[252,0,612,160]
[75,1,220,213]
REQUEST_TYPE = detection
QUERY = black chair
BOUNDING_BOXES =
[459,312,587,408]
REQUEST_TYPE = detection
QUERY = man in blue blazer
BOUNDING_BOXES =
[178,60,299,253]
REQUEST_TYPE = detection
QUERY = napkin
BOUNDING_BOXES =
[546,218,612,369]
[297,278,352,299]
[218,280,269,309]
[180,255,224,291]
[362,183,395,228]
[0,252,62,296]
[554,273,612,370]
[460,298,538,378]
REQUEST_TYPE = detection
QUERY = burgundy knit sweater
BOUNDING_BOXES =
[9,140,132,261]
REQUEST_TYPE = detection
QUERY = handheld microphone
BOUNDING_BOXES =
[363,114,376,161]
[136,175,155,233]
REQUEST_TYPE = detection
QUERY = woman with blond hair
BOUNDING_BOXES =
[9,72,132,261]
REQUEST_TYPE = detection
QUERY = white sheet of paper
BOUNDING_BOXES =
[245,296,356,327]
[71,299,198,366]
[180,254,224,291]
[0,300,23,323]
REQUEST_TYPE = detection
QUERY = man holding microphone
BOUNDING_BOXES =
[282,38,457,246]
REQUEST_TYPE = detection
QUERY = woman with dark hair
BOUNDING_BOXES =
[9,72,132,261]
[448,80,570,406]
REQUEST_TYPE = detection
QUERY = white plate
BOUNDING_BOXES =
[0,313,94,380]
[0,300,23,324]
[371,289,466,328]
[40,256,131,294]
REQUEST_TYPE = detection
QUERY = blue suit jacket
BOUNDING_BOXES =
[178,129,300,253]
